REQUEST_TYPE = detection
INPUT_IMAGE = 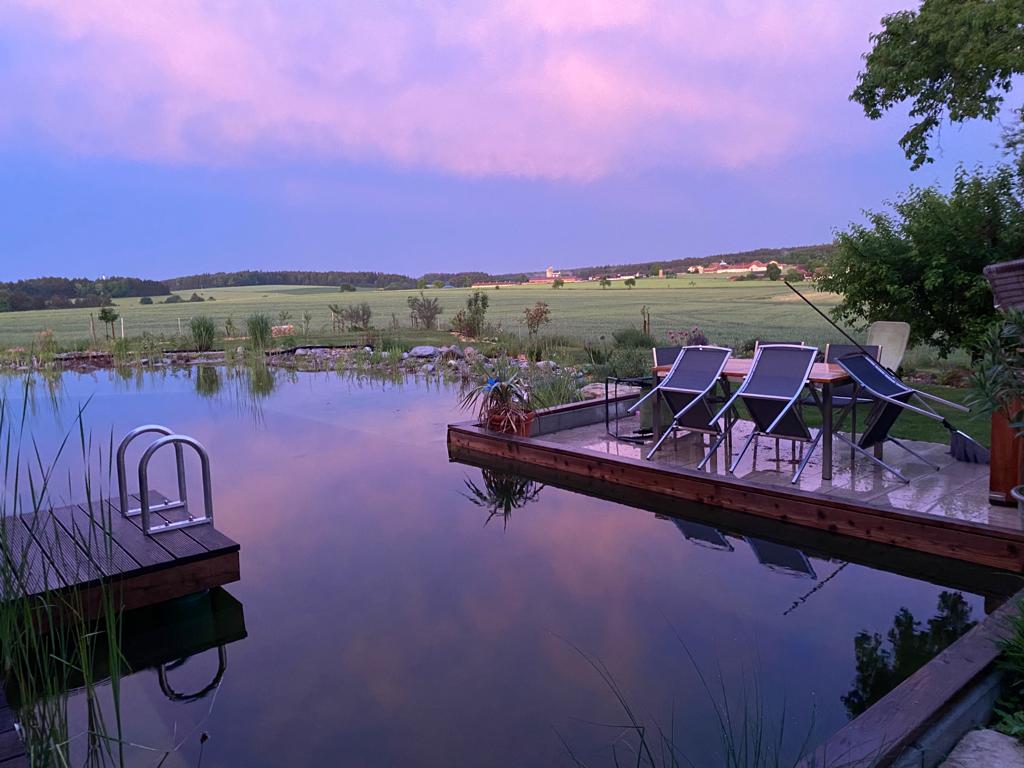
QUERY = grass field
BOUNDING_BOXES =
[0,275,971,371]
[1,276,856,350]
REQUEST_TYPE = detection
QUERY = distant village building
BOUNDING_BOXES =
[686,259,810,279]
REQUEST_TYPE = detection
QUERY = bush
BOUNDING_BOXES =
[189,315,217,351]
[521,302,551,337]
[407,292,443,329]
[164,294,183,304]
[139,296,153,305]
[607,347,649,378]
[246,313,273,350]
[528,368,583,410]
[342,302,372,330]
[612,328,656,349]
[338,283,356,292]
[188,292,205,302]
[451,291,490,338]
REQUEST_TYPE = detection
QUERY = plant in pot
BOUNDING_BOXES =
[970,308,1024,508]
[460,357,533,435]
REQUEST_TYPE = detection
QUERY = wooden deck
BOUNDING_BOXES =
[448,397,1024,573]
[1,489,240,618]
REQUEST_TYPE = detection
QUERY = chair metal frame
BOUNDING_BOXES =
[603,347,682,444]
[627,345,733,459]
[699,344,822,483]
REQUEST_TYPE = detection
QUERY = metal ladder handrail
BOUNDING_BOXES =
[139,434,214,535]
[116,425,188,519]
[158,646,228,702]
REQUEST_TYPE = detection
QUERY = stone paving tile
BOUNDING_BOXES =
[539,417,1007,531]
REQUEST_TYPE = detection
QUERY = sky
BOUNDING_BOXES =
[0,0,1008,281]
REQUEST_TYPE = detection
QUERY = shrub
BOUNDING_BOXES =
[246,313,273,350]
[188,292,204,302]
[624,277,636,288]
[189,315,217,351]
[407,292,443,329]
[139,296,153,305]
[612,328,656,349]
[338,283,356,292]
[451,291,489,338]
[342,302,372,330]
[521,302,552,337]
[607,347,649,378]
[528,368,583,410]
[164,294,183,304]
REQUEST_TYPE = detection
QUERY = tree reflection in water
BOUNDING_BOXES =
[842,591,976,718]
[462,469,543,529]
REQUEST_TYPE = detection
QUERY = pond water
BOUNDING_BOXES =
[0,368,991,767]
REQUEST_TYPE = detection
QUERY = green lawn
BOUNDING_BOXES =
[0,276,849,349]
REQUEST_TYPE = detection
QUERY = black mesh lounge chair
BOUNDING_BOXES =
[822,343,880,441]
[700,344,820,483]
[832,352,969,482]
[745,537,817,578]
[672,519,734,551]
[604,347,682,442]
[628,345,732,459]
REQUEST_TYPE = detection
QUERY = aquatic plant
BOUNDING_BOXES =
[526,367,583,410]
[189,315,217,352]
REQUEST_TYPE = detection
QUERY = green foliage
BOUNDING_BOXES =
[784,268,804,282]
[624,277,636,289]
[195,365,222,397]
[406,291,443,329]
[224,315,237,338]
[341,302,372,330]
[460,356,529,432]
[526,367,582,410]
[452,290,490,338]
[189,314,217,351]
[246,312,273,350]
[819,166,1024,356]
[163,294,183,304]
[338,283,356,292]
[766,263,782,281]
[301,310,313,336]
[139,296,153,305]
[995,598,1024,738]
[277,310,292,324]
[852,0,1024,169]
[969,309,1024,423]
[521,301,552,337]
[552,278,565,289]
[612,327,656,349]
[598,277,611,289]
[188,292,204,303]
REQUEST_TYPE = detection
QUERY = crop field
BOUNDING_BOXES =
[0,276,854,348]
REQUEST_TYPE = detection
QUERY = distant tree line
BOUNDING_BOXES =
[164,270,419,291]
[0,276,170,313]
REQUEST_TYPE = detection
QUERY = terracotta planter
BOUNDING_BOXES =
[486,410,535,437]
[990,405,1023,506]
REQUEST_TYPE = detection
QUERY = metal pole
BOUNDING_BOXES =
[120,316,125,339]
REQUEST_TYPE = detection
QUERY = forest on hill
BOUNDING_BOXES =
[0,276,169,312]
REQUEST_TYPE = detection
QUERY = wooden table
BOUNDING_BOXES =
[652,359,852,480]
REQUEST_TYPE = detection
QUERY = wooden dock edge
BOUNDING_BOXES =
[447,421,1024,572]
[796,589,1023,768]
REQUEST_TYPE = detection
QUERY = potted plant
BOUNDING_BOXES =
[460,357,533,435]
[970,308,1024,508]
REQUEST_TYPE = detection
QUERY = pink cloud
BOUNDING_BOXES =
[2,0,905,179]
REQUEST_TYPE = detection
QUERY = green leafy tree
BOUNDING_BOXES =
[97,306,119,340]
[521,302,552,337]
[819,165,1024,356]
[765,263,782,281]
[139,296,153,305]
[624,277,636,289]
[552,278,565,289]
[407,292,443,329]
[852,0,1024,169]
[599,277,611,289]
[452,291,490,337]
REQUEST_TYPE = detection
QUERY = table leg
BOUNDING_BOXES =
[822,382,833,481]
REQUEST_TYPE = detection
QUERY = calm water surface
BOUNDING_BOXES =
[2,369,987,767]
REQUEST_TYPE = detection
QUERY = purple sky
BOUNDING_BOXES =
[0,1,1006,281]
